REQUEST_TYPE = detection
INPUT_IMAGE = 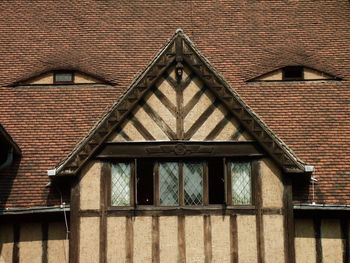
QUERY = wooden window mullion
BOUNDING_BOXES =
[225,158,233,206]
[154,162,160,206]
[179,162,184,206]
[130,161,135,207]
[203,162,209,206]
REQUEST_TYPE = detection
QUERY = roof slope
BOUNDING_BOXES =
[0,1,349,207]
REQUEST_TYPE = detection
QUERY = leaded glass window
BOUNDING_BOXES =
[159,162,179,206]
[111,163,131,206]
[230,162,252,205]
[184,162,203,205]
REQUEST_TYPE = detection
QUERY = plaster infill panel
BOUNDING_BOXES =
[48,222,69,263]
[321,219,343,263]
[185,216,204,262]
[237,215,257,263]
[191,106,226,141]
[261,159,284,208]
[263,215,285,263]
[133,217,152,263]
[156,77,177,107]
[159,216,178,263]
[294,218,316,263]
[80,161,101,210]
[19,223,42,263]
[107,217,126,262]
[79,217,99,263]
[211,215,230,263]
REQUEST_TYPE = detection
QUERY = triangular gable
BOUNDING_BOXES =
[54,30,309,176]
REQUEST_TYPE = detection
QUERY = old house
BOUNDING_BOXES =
[0,1,350,263]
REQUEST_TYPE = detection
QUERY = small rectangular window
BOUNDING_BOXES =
[54,71,74,83]
[111,162,131,206]
[230,162,252,205]
[159,162,179,206]
[184,162,204,206]
[282,66,303,81]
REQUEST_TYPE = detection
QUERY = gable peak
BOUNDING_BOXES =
[53,30,309,176]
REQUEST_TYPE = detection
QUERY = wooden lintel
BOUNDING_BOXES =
[97,141,263,159]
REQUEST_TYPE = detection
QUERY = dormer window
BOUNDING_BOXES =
[282,66,303,81]
[14,70,107,86]
[251,66,339,82]
[53,71,74,84]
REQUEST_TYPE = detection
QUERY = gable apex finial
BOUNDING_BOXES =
[176,28,184,34]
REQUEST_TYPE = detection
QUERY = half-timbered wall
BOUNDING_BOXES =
[74,155,293,263]
[0,221,68,263]
[70,62,297,263]
[294,216,349,263]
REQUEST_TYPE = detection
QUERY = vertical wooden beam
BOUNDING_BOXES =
[126,216,134,263]
[154,162,160,206]
[42,222,48,263]
[100,163,109,263]
[152,216,160,263]
[179,162,184,206]
[314,217,322,263]
[225,158,232,206]
[203,163,209,206]
[283,180,295,263]
[178,216,186,263]
[69,178,80,263]
[130,160,136,207]
[340,219,350,263]
[341,218,349,263]
[253,160,264,263]
[203,215,212,263]
[230,215,239,263]
[12,223,20,263]
[176,75,184,140]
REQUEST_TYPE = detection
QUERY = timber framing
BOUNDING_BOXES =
[53,29,309,176]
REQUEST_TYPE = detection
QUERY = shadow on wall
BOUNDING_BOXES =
[0,157,21,210]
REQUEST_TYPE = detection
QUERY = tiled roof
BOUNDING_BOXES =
[0,1,349,207]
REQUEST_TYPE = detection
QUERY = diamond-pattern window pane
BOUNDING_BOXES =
[111,163,131,206]
[184,162,203,205]
[159,162,179,206]
[231,162,251,205]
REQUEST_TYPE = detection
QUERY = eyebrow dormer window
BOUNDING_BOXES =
[53,71,74,84]
[282,66,303,81]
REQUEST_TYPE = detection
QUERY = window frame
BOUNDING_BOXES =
[153,160,208,207]
[107,157,257,210]
[53,71,75,84]
[107,159,136,208]
[225,159,254,206]
[282,66,304,81]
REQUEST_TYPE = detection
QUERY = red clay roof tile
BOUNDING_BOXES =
[0,1,349,207]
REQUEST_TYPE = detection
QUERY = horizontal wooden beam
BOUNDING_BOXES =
[77,206,283,217]
[97,141,264,159]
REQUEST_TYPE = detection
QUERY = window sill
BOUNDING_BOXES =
[105,205,257,216]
